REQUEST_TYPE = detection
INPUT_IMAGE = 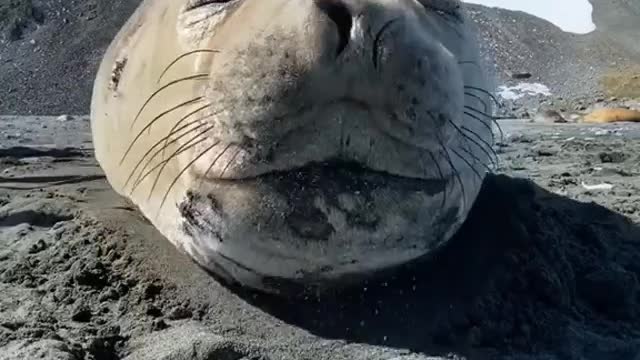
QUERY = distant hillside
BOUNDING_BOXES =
[0,0,639,115]
[0,0,140,115]
[465,0,640,116]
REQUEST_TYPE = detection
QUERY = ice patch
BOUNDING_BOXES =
[463,0,596,34]
[497,83,552,100]
[581,182,614,191]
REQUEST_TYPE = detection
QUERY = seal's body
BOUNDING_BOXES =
[91,0,495,295]
[583,108,640,123]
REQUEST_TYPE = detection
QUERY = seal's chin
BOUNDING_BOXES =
[179,154,460,294]
[229,159,448,240]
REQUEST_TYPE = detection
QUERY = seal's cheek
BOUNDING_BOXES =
[178,190,225,245]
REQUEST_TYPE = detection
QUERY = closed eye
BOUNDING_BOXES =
[417,0,463,19]
[185,0,235,11]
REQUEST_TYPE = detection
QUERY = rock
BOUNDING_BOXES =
[71,305,92,322]
[0,339,79,360]
[598,151,628,164]
[166,306,192,320]
[508,71,532,79]
[83,334,126,360]
[145,304,162,318]
[57,115,72,122]
[152,319,169,331]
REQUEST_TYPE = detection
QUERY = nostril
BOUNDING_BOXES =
[315,0,353,57]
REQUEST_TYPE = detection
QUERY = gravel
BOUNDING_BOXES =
[0,0,639,115]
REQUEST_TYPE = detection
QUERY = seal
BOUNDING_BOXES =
[533,109,567,124]
[90,0,496,295]
[583,108,640,123]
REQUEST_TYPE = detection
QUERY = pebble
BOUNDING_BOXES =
[57,115,73,122]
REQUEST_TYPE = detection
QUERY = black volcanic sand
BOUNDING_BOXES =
[0,116,639,360]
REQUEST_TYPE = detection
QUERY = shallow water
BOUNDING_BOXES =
[464,0,596,34]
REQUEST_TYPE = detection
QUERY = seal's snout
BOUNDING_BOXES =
[314,0,353,56]
[91,0,494,295]
[192,0,468,181]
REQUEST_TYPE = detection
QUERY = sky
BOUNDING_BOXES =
[463,0,596,34]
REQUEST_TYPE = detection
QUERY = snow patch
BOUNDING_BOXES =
[463,0,596,34]
[497,83,552,100]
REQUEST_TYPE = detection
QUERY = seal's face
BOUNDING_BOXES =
[91,0,494,294]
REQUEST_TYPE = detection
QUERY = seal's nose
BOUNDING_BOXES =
[314,0,353,56]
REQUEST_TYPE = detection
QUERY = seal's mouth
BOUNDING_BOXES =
[219,159,447,195]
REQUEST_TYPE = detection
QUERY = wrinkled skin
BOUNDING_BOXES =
[91,0,495,295]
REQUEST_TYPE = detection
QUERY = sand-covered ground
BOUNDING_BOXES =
[0,116,639,360]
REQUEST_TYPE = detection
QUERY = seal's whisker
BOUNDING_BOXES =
[119,96,204,166]
[157,141,222,216]
[126,104,214,187]
[464,91,489,113]
[450,147,482,181]
[125,118,212,190]
[438,136,465,201]
[140,132,217,197]
[124,121,204,187]
[129,126,212,195]
[199,143,234,187]
[426,150,447,212]
[464,104,504,141]
[158,49,220,83]
[448,120,498,169]
[460,125,499,169]
[459,146,492,174]
[463,85,500,107]
[145,128,216,200]
[463,110,504,143]
[129,133,210,196]
[130,73,210,130]
[219,146,242,178]
[161,103,213,161]
[464,105,494,120]
[463,110,493,134]
[428,111,494,169]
